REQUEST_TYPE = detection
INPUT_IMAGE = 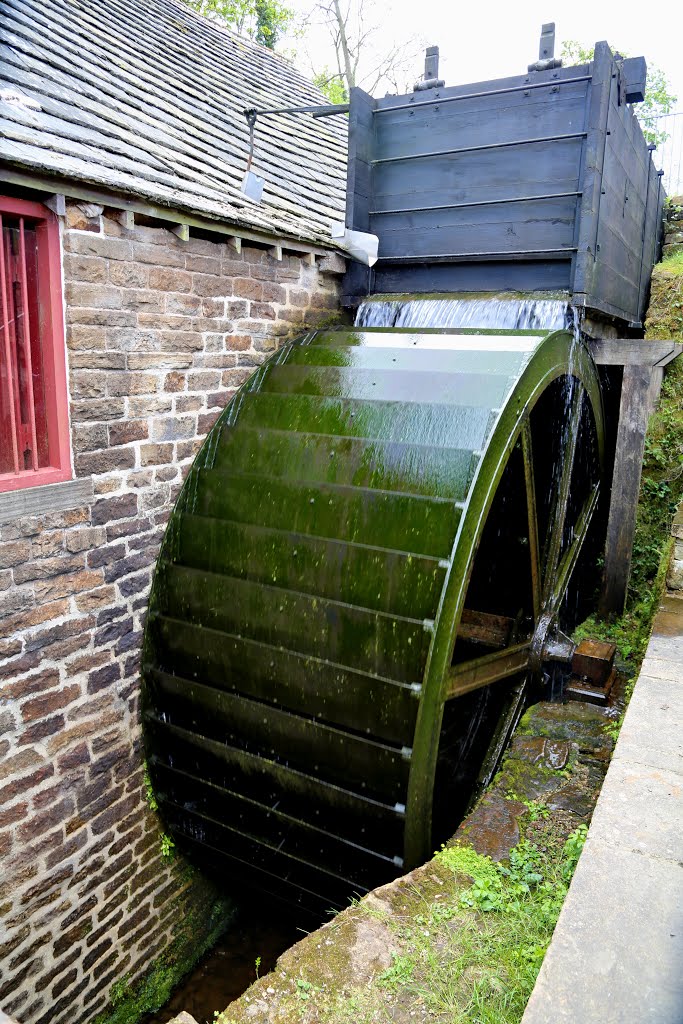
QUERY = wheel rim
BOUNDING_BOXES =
[405,333,604,867]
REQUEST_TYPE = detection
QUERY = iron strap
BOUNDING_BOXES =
[372,132,588,165]
[374,75,592,114]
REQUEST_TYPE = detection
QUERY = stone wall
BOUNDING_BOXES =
[662,194,683,259]
[0,200,343,1024]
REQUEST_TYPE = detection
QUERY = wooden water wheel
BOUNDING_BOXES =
[142,325,604,910]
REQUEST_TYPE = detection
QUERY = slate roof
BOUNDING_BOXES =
[0,0,347,244]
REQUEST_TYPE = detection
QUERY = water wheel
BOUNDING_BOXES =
[142,325,604,911]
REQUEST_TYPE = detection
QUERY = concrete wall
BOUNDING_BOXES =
[0,199,343,1024]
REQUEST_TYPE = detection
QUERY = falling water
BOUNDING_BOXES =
[356,293,572,331]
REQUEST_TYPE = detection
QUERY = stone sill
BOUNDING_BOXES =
[0,477,94,524]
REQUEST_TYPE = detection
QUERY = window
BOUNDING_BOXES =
[0,196,70,492]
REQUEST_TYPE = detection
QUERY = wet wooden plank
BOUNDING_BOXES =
[600,363,653,615]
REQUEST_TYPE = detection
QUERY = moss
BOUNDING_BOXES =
[93,893,236,1024]
[644,256,683,337]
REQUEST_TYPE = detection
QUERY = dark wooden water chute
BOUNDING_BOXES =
[344,41,662,329]
[143,325,605,909]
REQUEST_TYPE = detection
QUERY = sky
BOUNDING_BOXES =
[284,0,682,111]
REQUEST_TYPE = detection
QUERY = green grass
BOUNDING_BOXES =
[215,823,588,1024]
[660,249,683,275]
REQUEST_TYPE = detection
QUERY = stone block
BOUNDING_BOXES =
[92,493,138,526]
[21,685,80,724]
[66,282,122,310]
[108,261,149,288]
[66,234,132,261]
[108,420,149,446]
[63,254,107,283]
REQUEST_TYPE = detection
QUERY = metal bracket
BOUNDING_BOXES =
[414,45,445,91]
[528,23,562,73]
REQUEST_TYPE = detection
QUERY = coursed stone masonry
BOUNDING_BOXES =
[0,202,342,1024]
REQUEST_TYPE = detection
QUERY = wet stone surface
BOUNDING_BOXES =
[457,701,613,855]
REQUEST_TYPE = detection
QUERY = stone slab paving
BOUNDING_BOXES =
[523,593,683,1024]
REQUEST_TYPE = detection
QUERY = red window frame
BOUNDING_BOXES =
[0,195,71,493]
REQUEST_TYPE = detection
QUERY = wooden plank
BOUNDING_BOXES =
[599,363,653,615]
[0,477,93,524]
[589,340,682,367]
[373,196,577,259]
[374,64,590,112]
[345,87,375,233]
[370,259,572,296]
[374,87,589,161]
[572,42,613,300]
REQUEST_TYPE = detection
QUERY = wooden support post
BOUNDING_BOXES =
[599,363,655,616]
[172,223,190,242]
[117,210,135,229]
[270,244,283,261]
[44,194,66,217]
[592,339,682,615]
[231,236,242,255]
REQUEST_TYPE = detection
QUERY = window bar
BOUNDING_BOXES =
[17,218,39,471]
[0,214,20,474]
[3,225,24,469]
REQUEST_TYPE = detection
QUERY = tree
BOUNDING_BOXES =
[561,40,677,146]
[309,0,424,98]
[183,0,293,49]
[313,68,348,104]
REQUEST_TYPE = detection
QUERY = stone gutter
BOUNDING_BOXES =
[522,581,683,1022]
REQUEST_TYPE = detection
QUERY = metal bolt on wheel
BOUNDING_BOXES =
[142,325,605,911]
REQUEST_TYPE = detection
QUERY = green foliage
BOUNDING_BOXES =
[95,895,234,1024]
[160,833,176,859]
[143,765,158,812]
[378,952,415,990]
[313,69,349,104]
[182,0,293,48]
[560,40,676,145]
[520,798,550,822]
[254,955,261,979]
[659,249,683,277]
[296,978,314,1000]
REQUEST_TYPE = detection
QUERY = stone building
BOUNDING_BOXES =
[0,0,346,1020]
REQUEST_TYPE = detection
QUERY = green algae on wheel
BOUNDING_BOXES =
[142,326,604,910]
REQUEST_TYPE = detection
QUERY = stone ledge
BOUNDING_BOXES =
[0,477,94,524]
[522,594,683,1024]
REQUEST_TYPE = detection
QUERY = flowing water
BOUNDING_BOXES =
[356,293,572,331]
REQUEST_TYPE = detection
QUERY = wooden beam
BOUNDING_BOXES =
[589,339,682,367]
[44,194,66,216]
[599,363,653,616]
[172,223,190,242]
[270,244,283,261]
[0,166,336,260]
[117,210,135,229]
[231,236,242,255]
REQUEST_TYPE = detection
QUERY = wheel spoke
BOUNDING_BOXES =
[446,641,531,699]
[521,420,542,622]
[541,385,583,605]
[547,483,600,618]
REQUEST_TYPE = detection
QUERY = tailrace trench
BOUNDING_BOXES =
[142,691,619,1024]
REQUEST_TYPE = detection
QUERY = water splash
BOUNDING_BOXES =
[356,294,572,331]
